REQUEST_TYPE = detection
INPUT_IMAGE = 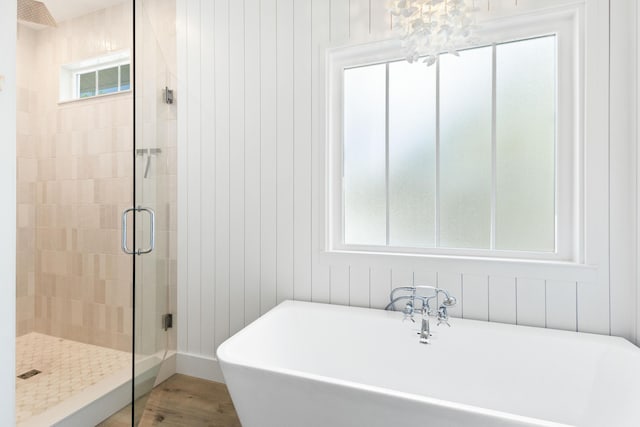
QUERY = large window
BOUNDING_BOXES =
[328,20,578,261]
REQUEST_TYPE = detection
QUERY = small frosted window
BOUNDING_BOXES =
[496,37,556,252]
[343,64,387,245]
[340,35,557,256]
[61,52,131,102]
[439,47,492,249]
[98,66,119,95]
[79,72,96,98]
[388,61,437,247]
[120,64,131,91]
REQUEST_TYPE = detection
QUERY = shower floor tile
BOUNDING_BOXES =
[16,332,130,424]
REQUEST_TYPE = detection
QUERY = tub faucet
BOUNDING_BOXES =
[385,285,457,344]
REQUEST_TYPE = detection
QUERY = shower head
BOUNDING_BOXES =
[17,0,57,28]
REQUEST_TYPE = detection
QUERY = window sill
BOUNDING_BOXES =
[321,249,596,283]
[58,89,132,105]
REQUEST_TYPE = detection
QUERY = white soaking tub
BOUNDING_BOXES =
[217,301,640,427]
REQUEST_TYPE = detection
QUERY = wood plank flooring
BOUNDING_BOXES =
[99,374,242,426]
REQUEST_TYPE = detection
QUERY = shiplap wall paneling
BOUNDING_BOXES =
[350,266,371,308]
[437,273,463,318]
[414,269,437,288]
[579,0,611,336]
[516,278,546,328]
[330,0,350,43]
[577,281,610,334]
[310,0,331,306]
[350,0,370,41]
[176,0,188,353]
[313,265,331,304]
[330,265,350,306]
[200,0,216,355]
[229,0,246,337]
[176,0,637,359]
[276,0,295,305]
[391,268,414,290]
[186,0,203,354]
[260,0,278,314]
[244,0,262,326]
[609,0,637,341]
[214,0,232,351]
[370,0,391,35]
[546,280,577,331]
[293,0,313,303]
[488,276,517,324]
[462,275,489,321]
[370,266,392,308]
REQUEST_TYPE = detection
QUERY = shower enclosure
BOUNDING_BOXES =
[14,0,176,425]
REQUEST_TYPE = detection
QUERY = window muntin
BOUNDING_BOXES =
[340,35,558,256]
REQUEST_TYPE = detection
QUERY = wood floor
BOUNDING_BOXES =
[99,374,242,427]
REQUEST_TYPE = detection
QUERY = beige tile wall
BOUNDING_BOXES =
[17,3,136,352]
[16,25,38,336]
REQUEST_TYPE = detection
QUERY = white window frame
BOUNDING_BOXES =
[74,62,129,99]
[325,7,582,262]
[59,50,131,103]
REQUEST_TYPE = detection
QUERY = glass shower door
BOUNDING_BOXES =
[131,0,177,423]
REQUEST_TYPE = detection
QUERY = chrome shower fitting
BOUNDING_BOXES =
[385,285,458,344]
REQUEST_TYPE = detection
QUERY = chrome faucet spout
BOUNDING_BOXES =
[420,315,430,344]
[420,317,431,344]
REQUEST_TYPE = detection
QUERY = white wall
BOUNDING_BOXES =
[0,0,17,424]
[176,0,639,368]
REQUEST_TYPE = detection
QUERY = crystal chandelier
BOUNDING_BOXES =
[389,0,479,66]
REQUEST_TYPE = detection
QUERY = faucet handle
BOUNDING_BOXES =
[437,319,451,327]
[436,305,451,327]
[402,302,415,323]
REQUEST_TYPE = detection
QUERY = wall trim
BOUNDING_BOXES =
[0,0,17,424]
[155,351,178,386]
[176,352,225,384]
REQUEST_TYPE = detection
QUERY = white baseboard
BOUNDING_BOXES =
[176,352,225,383]
[155,351,177,386]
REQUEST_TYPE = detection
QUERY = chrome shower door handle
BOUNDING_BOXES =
[121,207,136,255]
[121,206,156,255]
[137,206,155,255]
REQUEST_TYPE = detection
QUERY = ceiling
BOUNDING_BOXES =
[42,0,128,24]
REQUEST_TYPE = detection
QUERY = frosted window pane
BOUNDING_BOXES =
[439,47,492,249]
[496,36,556,252]
[388,61,436,247]
[98,66,119,95]
[343,64,387,245]
[120,64,131,90]
[79,72,96,98]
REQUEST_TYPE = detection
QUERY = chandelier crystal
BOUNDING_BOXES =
[389,0,480,66]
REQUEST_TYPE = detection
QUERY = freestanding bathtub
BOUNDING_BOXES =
[217,301,640,427]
